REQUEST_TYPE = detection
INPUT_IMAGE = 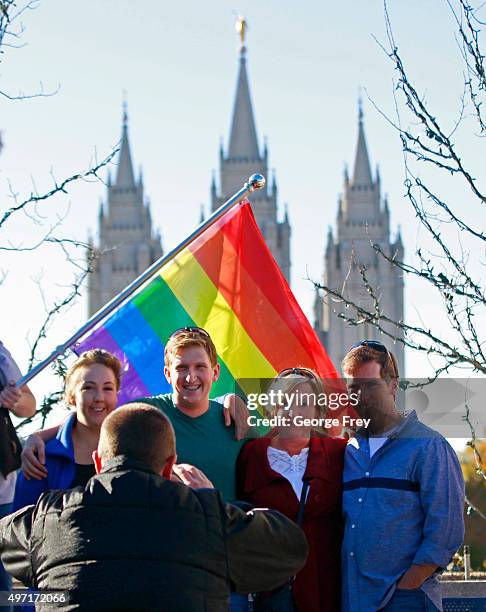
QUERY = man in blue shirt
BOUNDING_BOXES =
[341,341,464,612]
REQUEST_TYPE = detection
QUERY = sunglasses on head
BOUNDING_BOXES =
[278,367,318,380]
[349,340,398,377]
[169,326,210,340]
[349,340,388,353]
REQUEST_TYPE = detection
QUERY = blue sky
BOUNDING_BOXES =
[1,1,484,440]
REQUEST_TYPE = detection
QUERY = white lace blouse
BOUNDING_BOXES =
[267,445,309,499]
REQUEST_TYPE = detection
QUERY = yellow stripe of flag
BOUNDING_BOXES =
[160,247,276,380]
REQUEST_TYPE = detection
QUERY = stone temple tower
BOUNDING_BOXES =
[87,105,163,316]
[210,18,291,283]
[314,104,405,375]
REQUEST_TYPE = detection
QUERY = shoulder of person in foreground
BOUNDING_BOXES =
[1,488,71,588]
[221,496,308,594]
[0,504,36,587]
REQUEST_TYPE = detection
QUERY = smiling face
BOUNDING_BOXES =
[68,363,118,430]
[164,344,220,417]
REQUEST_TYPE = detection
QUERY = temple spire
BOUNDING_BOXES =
[227,17,260,160]
[352,98,373,187]
[115,99,136,188]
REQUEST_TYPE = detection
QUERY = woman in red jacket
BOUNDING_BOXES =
[237,368,346,612]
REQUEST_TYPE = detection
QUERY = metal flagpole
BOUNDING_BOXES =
[16,174,266,388]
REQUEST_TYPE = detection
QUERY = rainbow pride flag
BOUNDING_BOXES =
[74,201,339,404]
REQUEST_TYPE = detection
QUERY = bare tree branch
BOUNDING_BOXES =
[0,148,118,228]
[315,0,486,487]
[26,244,97,368]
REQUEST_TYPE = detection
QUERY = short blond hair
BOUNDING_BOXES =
[164,329,217,368]
[271,368,325,404]
[267,368,327,432]
[64,349,122,404]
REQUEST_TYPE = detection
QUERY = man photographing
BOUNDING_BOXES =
[0,403,308,611]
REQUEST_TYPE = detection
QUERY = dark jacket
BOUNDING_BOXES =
[0,456,308,612]
[237,436,346,612]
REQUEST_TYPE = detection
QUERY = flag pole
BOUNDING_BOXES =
[17,174,266,387]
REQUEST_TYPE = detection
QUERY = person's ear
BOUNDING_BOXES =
[92,450,103,474]
[164,364,172,385]
[390,377,399,399]
[161,454,176,479]
[212,363,220,382]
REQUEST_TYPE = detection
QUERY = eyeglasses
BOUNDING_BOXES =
[169,326,210,340]
[278,367,318,380]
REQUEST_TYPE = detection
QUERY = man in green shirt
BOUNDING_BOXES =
[136,327,246,500]
[21,328,248,502]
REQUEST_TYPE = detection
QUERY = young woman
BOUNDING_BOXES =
[237,368,346,612]
[13,349,120,510]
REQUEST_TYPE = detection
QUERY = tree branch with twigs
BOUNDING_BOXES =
[0,1,120,428]
[314,0,486,496]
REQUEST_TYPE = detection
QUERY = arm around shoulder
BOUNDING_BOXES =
[21,422,65,480]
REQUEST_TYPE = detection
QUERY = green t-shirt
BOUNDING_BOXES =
[137,394,245,501]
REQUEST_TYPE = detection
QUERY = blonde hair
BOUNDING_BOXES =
[64,349,122,404]
[164,330,217,368]
[267,369,325,413]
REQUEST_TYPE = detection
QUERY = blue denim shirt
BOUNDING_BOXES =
[342,411,464,612]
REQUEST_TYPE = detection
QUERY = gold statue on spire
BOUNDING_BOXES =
[235,15,248,48]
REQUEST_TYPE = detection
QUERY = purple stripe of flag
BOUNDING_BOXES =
[74,325,151,405]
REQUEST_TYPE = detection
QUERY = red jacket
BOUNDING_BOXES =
[237,435,346,612]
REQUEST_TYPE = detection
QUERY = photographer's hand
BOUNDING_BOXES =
[172,463,214,489]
